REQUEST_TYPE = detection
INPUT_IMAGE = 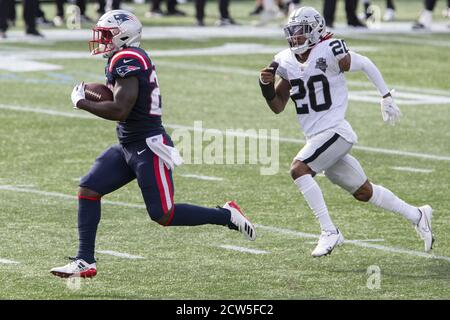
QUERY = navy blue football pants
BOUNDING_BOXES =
[80,136,177,225]
[79,134,232,227]
[75,134,233,262]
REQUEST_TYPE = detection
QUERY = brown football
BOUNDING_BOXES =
[84,83,114,102]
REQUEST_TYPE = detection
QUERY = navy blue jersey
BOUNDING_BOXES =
[106,47,165,144]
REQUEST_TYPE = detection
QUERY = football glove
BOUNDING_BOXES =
[380,90,401,125]
[71,82,86,109]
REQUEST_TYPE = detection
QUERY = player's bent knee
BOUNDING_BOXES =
[78,187,102,199]
[353,181,372,202]
[290,160,313,180]
[148,206,173,226]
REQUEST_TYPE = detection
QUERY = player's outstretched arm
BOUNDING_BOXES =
[72,77,138,122]
[259,62,291,114]
[339,52,401,125]
[339,52,390,97]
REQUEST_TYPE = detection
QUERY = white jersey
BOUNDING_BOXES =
[274,38,357,143]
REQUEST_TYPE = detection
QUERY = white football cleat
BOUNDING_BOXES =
[224,201,256,241]
[50,258,97,278]
[415,205,434,253]
[311,229,344,257]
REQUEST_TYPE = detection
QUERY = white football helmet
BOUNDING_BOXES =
[283,7,326,55]
[89,10,142,58]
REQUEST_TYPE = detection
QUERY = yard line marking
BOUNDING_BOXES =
[155,61,450,99]
[179,174,224,181]
[306,239,384,244]
[96,250,145,260]
[391,166,434,173]
[0,104,96,119]
[219,245,270,254]
[0,185,146,209]
[1,185,449,263]
[256,224,450,263]
[3,24,450,43]
[344,33,450,48]
[1,103,450,162]
[351,239,385,242]
[154,61,450,100]
[0,258,20,264]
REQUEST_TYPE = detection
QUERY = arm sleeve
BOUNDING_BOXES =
[348,51,389,96]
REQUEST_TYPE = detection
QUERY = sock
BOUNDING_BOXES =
[169,203,233,228]
[419,9,433,27]
[76,196,101,264]
[369,184,420,225]
[294,175,337,233]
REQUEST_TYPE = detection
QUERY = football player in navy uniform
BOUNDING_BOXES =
[50,10,256,278]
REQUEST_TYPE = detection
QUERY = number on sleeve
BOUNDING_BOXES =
[329,39,349,57]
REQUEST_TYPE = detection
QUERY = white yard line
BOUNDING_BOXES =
[0,185,146,209]
[1,185,449,263]
[219,245,270,254]
[351,239,385,242]
[96,250,145,260]
[391,166,434,173]
[256,225,450,263]
[3,23,450,42]
[179,174,224,181]
[2,103,449,162]
[0,258,20,264]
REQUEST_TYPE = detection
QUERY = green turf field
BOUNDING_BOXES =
[0,0,449,300]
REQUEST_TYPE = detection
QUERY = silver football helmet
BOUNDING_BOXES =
[283,7,326,55]
[89,10,142,58]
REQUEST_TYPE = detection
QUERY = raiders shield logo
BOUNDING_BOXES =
[315,57,328,73]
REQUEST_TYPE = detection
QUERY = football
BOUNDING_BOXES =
[84,83,114,102]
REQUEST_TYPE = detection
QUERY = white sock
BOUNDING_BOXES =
[369,184,420,225]
[294,175,337,233]
[419,9,433,27]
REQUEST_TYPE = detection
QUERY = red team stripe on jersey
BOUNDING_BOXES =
[108,49,151,72]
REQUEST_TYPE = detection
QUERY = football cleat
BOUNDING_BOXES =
[311,229,344,257]
[224,201,256,241]
[415,205,434,253]
[50,258,97,278]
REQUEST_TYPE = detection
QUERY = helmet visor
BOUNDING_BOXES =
[284,23,313,37]
[283,23,312,50]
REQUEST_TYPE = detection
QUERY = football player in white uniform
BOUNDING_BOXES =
[259,7,434,257]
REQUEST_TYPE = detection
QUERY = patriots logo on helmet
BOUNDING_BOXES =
[113,13,135,26]
[116,65,140,77]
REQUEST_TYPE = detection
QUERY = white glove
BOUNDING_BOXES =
[380,90,401,125]
[71,82,85,109]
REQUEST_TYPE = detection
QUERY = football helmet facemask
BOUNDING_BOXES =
[283,7,326,55]
[89,10,142,58]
